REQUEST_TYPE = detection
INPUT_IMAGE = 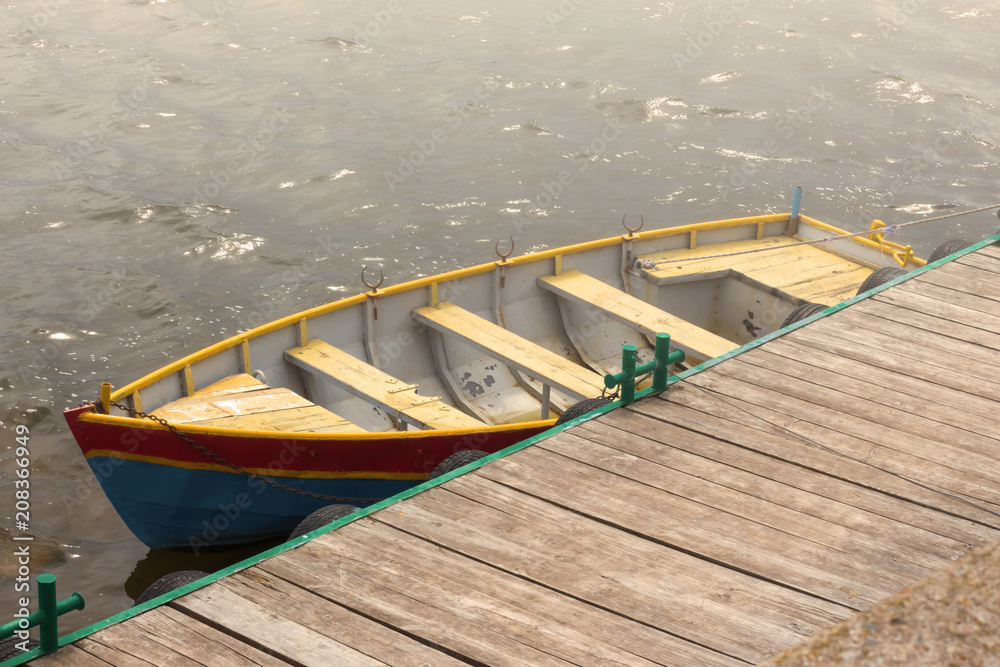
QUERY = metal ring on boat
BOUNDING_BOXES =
[622,213,644,234]
[495,237,514,261]
[361,266,385,290]
[251,369,267,384]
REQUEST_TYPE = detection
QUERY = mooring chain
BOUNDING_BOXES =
[96,400,385,504]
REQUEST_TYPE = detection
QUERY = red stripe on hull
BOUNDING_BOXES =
[63,406,546,474]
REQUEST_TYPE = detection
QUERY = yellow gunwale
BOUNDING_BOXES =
[87,212,887,438]
[78,412,555,440]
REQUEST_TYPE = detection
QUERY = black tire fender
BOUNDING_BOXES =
[856,267,908,296]
[928,238,972,263]
[134,570,209,606]
[429,450,489,480]
[781,302,827,328]
[288,504,360,540]
[555,396,612,426]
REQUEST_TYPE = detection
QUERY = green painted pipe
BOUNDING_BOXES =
[0,574,85,655]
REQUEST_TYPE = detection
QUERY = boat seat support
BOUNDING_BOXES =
[285,340,483,431]
[411,302,606,402]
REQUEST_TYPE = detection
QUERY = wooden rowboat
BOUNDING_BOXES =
[64,198,927,549]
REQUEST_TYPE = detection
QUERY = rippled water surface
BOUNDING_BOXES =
[1,0,999,631]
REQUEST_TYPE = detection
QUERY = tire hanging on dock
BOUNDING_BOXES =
[429,450,489,480]
[288,504,361,540]
[134,570,210,606]
[856,267,908,296]
[927,239,972,263]
[781,302,827,328]
[555,397,612,426]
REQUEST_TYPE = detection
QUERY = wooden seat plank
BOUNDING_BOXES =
[412,302,606,402]
[192,373,268,397]
[285,339,483,430]
[153,373,361,433]
[539,269,737,361]
[195,405,363,433]
[152,386,313,424]
[637,235,873,306]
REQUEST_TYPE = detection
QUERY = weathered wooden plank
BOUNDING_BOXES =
[411,302,606,401]
[968,244,1000,261]
[538,269,736,360]
[815,309,1000,385]
[873,287,1000,335]
[714,355,1000,468]
[284,338,483,430]
[742,344,1000,436]
[193,405,362,434]
[917,261,1000,304]
[73,637,164,666]
[785,324,1000,403]
[638,386,1000,528]
[262,520,744,667]
[603,407,997,546]
[375,478,849,664]
[171,585,386,667]
[258,525,597,667]
[122,606,290,667]
[217,569,468,667]
[896,278,1000,317]
[31,644,115,666]
[831,303,1000,365]
[956,252,1000,274]
[681,371,1000,511]
[477,443,911,606]
[767,331,1000,423]
[192,374,267,397]
[152,387,313,424]
[791,269,871,306]
[564,419,974,571]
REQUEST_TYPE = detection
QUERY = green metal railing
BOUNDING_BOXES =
[604,332,685,404]
[0,575,85,656]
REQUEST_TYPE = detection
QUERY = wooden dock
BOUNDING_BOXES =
[31,243,1000,666]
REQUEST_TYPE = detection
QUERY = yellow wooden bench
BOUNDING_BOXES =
[637,236,873,306]
[411,302,606,402]
[152,373,361,434]
[284,340,483,431]
[538,270,737,363]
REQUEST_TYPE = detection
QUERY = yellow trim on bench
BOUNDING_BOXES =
[412,302,606,402]
[538,270,737,362]
[285,340,484,431]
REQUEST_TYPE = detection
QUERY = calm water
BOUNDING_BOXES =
[1,0,998,632]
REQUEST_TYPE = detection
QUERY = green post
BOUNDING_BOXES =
[620,344,637,404]
[38,574,58,654]
[652,333,670,391]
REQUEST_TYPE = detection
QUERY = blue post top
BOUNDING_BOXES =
[791,185,802,220]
